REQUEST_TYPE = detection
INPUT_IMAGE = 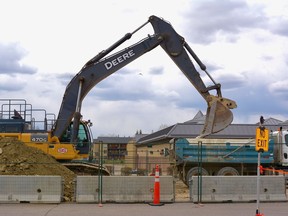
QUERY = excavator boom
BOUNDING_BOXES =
[52,15,236,139]
[148,16,237,137]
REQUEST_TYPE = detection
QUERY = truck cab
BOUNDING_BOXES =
[271,129,288,166]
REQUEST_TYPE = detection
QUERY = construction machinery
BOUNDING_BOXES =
[174,127,288,185]
[0,15,236,173]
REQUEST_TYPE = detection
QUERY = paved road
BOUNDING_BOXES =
[0,202,287,216]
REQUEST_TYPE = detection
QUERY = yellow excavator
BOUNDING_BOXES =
[0,15,236,173]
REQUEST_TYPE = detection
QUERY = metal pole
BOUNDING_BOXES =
[98,142,100,201]
[146,150,149,176]
[200,141,202,203]
[112,158,115,175]
[98,141,103,206]
[100,141,103,203]
[198,141,200,203]
[256,151,261,215]
[255,115,265,216]
[197,141,203,203]
[71,78,83,144]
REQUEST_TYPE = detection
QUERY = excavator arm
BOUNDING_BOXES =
[52,15,236,141]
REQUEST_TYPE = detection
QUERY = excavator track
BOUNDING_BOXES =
[62,161,110,176]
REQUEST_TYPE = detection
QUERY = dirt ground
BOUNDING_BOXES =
[175,179,190,201]
[0,138,76,201]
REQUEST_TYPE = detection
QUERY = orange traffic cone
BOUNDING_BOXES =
[149,164,164,206]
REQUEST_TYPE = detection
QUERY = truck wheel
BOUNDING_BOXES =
[186,167,209,186]
[217,167,239,176]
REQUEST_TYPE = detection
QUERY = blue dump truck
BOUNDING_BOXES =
[174,130,288,185]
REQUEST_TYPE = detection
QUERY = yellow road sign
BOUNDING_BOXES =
[255,127,269,152]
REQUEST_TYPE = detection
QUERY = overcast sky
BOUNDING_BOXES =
[1,0,288,138]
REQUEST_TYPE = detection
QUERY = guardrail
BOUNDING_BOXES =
[190,176,287,203]
[0,176,63,203]
[1,175,286,204]
[75,176,174,203]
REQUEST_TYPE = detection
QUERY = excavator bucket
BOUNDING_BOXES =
[200,95,237,138]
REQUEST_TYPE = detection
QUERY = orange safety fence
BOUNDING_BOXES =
[259,166,288,175]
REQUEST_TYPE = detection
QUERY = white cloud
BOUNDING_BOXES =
[269,80,288,95]
[82,99,199,136]
[0,75,26,91]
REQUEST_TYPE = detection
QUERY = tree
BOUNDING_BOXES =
[158,124,169,130]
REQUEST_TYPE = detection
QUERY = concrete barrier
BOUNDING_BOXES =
[0,176,63,203]
[75,176,174,203]
[191,176,287,203]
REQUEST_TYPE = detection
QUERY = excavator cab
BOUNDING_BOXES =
[59,120,92,155]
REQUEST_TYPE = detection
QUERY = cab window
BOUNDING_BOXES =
[284,134,288,147]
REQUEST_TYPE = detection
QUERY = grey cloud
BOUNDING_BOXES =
[269,18,288,37]
[93,88,154,101]
[87,68,183,105]
[0,83,24,91]
[36,72,74,86]
[0,43,37,75]
[176,91,205,110]
[93,75,155,101]
[204,62,223,72]
[56,73,74,80]
[95,73,125,90]
[148,67,164,75]
[215,73,247,90]
[183,0,268,44]
[268,80,288,97]
[0,76,25,91]
[116,68,136,75]
[55,72,74,85]
[232,85,288,116]
[260,55,274,61]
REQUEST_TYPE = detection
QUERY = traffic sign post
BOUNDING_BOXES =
[256,150,263,216]
[255,117,269,216]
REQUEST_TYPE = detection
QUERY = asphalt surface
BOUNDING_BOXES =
[0,202,287,216]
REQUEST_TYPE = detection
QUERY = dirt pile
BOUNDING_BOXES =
[175,179,189,201]
[0,138,76,202]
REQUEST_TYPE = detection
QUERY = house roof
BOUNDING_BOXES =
[137,116,288,145]
[256,117,283,125]
[93,112,288,146]
[184,110,205,124]
[94,136,133,144]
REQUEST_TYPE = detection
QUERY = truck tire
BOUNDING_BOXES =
[186,167,209,186]
[217,167,239,176]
